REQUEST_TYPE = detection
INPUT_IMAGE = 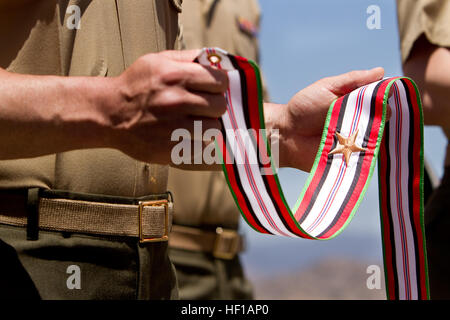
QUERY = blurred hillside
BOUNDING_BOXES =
[250,258,386,300]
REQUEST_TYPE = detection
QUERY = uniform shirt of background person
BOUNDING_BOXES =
[397,0,450,299]
[167,0,262,300]
[0,0,182,299]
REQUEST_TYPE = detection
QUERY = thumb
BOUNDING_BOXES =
[327,67,385,96]
[159,49,202,62]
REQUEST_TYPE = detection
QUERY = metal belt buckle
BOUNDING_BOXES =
[138,199,169,243]
[213,227,240,260]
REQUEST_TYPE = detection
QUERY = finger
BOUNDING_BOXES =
[159,50,229,93]
[181,63,229,93]
[158,88,227,118]
[327,67,385,96]
[159,49,202,62]
[183,91,227,118]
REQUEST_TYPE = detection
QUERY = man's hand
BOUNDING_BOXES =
[105,50,228,164]
[265,67,385,172]
[0,50,228,163]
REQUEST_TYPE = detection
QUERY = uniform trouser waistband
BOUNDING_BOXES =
[168,224,244,260]
[0,188,173,242]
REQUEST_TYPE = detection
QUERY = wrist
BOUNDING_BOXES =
[263,102,292,168]
[56,76,118,151]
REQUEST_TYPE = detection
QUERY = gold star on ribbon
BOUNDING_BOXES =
[329,129,366,165]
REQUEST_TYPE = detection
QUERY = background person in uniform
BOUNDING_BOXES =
[397,0,450,299]
[168,0,264,300]
[0,0,387,299]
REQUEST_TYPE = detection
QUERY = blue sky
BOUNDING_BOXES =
[241,0,447,275]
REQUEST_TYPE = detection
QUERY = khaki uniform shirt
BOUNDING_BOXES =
[0,0,182,197]
[397,0,450,166]
[168,0,261,229]
[397,0,450,62]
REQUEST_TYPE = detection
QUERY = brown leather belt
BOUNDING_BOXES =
[0,188,172,243]
[168,224,244,260]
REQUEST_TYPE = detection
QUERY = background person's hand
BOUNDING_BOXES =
[265,67,386,172]
[105,49,229,165]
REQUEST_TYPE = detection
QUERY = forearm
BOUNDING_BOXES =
[0,68,112,159]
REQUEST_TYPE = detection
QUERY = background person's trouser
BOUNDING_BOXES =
[0,224,178,300]
[425,166,450,300]
[169,248,253,300]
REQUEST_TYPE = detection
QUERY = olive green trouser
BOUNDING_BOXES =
[169,248,253,300]
[425,166,450,300]
[0,224,178,300]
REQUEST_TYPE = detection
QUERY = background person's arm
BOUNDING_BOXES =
[403,35,450,164]
[403,35,450,129]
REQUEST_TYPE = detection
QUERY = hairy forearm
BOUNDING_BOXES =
[0,68,112,159]
[0,50,231,165]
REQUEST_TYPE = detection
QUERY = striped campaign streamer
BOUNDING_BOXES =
[196,48,429,300]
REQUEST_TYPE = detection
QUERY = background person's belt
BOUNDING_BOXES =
[0,188,172,242]
[168,224,244,260]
